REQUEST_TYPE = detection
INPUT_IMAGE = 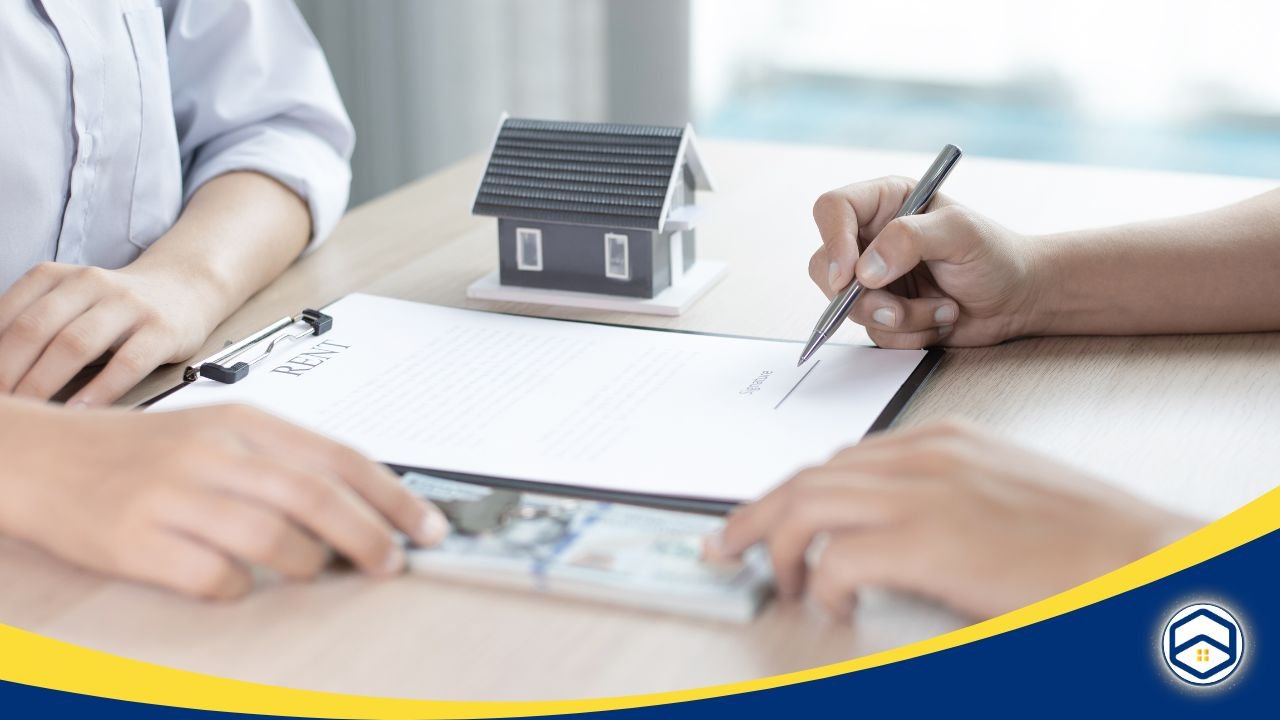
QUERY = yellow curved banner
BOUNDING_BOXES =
[1,486,1275,718]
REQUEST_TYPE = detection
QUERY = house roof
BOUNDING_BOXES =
[472,116,712,232]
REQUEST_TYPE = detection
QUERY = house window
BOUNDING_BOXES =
[604,233,630,280]
[516,227,542,271]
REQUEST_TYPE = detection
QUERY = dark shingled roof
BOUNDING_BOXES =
[472,118,688,231]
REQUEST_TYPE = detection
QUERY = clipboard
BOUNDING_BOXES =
[146,297,944,516]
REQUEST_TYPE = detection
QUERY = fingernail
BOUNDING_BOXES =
[938,325,954,338]
[934,305,957,324]
[872,307,898,328]
[69,398,91,410]
[382,545,406,575]
[859,249,888,284]
[827,261,842,291]
[419,507,450,546]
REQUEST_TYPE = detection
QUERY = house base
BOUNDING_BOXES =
[465,260,727,317]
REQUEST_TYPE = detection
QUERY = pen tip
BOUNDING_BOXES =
[797,333,826,367]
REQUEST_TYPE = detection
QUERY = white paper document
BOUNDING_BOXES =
[149,294,930,502]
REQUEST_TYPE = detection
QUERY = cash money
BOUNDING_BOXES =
[400,472,773,623]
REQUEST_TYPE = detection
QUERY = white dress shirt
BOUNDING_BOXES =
[0,0,354,291]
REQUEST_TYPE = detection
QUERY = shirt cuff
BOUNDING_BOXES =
[182,119,353,252]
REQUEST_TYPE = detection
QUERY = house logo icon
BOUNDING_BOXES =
[1161,603,1245,685]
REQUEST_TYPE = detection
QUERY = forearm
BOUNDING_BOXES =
[124,171,311,331]
[1033,188,1280,336]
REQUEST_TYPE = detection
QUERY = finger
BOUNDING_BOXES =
[866,324,952,350]
[114,528,253,601]
[0,263,67,333]
[328,448,450,548]
[164,490,330,580]
[66,326,170,406]
[248,416,449,547]
[856,205,979,290]
[811,178,917,292]
[756,473,903,598]
[849,289,959,335]
[807,247,838,299]
[213,455,407,577]
[0,283,99,393]
[711,490,791,561]
[13,302,137,401]
[808,531,907,622]
[712,468,900,560]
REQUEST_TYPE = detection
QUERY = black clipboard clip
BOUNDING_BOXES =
[184,309,333,385]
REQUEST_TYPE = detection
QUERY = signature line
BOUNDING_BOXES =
[773,359,821,410]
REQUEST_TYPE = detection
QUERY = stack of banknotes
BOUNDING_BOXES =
[400,472,774,623]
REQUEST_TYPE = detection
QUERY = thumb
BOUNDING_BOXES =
[855,205,980,290]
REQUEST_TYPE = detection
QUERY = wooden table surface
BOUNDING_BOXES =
[3,140,1278,701]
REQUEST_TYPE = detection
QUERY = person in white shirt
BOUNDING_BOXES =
[0,0,352,405]
[0,1,448,600]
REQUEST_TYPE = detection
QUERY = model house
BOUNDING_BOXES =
[472,117,714,299]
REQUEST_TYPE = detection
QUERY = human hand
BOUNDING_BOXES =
[809,176,1050,348]
[0,262,223,405]
[707,420,1198,620]
[0,402,449,600]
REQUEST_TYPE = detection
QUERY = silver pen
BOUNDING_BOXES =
[797,144,963,366]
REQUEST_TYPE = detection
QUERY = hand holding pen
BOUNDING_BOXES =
[800,147,1047,354]
[799,145,962,364]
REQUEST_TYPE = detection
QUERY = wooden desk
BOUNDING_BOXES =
[3,141,1278,700]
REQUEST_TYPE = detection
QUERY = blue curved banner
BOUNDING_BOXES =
[4,526,1275,718]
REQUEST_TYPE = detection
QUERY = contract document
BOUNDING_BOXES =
[149,294,935,506]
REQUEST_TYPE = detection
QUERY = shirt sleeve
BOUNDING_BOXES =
[162,0,355,250]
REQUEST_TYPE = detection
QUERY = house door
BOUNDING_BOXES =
[669,231,684,284]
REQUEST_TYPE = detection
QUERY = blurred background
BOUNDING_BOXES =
[298,0,1280,205]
